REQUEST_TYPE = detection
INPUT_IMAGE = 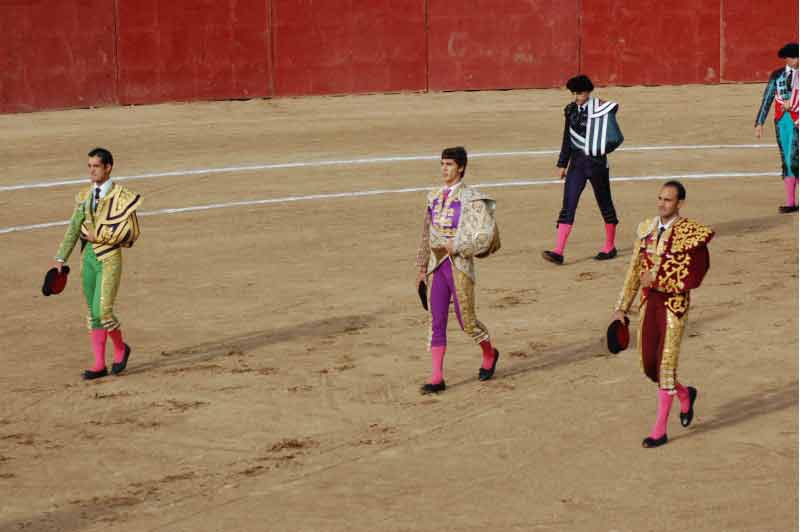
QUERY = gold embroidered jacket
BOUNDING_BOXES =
[56,183,142,263]
[615,217,714,318]
[415,182,498,281]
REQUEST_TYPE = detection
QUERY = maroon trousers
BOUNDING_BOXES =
[640,290,668,384]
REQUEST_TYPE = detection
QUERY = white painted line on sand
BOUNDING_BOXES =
[0,143,773,192]
[0,170,777,235]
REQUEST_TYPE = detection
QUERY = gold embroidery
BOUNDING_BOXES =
[614,237,644,312]
[452,266,490,345]
[637,299,648,375]
[659,252,691,294]
[75,184,142,263]
[669,219,714,253]
[636,218,658,240]
[425,184,495,281]
[659,309,689,391]
[99,253,123,330]
[665,293,689,315]
[636,303,689,392]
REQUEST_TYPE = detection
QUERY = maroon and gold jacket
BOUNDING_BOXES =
[615,217,714,318]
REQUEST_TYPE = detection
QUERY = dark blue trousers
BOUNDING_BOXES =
[557,152,618,225]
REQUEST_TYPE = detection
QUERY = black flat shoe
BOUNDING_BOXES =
[542,250,564,265]
[111,344,131,375]
[83,367,108,380]
[680,386,698,427]
[420,381,446,394]
[594,248,618,260]
[779,205,799,213]
[478,349,500,381]
[642,434,668,448]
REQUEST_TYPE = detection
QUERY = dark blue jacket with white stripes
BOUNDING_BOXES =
[557,98,622,168]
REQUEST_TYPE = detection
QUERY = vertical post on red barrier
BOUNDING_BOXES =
[268,0,276,97]
[719,0,726,81]
[112,0,121,105]
[424,0,430,93]
[577,0,583,74]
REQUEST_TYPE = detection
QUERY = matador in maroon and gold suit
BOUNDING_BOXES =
[614,216,714,447]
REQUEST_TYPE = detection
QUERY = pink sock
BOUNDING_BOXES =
[90,329,108,371]
[553,223,573,255]
[479,340,496,370]
[784,178,797,207]
[108,329,126,363]
[602,223,617,253]
[675,382,691,414]
[650,389,674,439]
[430,346,446,384]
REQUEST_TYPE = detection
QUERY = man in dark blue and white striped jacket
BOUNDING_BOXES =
[543,74,624,266]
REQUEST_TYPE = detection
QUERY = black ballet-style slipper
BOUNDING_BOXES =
[680,387,698,428]
[594,248,618,261]
[111,344,132,375]
[542,250,564,265]
[83,367,108,380]
[478,349,500,381]
[420,381,446,395]
[641,434,668,448]
[779,205,799,214]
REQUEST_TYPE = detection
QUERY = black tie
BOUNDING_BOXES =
[788,69,794,89]
[93,187,100,212]
[657,226,665,244]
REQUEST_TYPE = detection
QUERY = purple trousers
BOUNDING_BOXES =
[429,259,464,347]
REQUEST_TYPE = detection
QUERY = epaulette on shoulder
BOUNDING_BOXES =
[459,184,491,203]
[75,187,92,204]
[670,219,714,253]
[106,184,142,220]
[771,67,785,80]
[114,185,140,206]
[426,188,440,204]
[636,217,657,239]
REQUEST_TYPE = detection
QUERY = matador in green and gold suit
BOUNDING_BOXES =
[55,179,141,379]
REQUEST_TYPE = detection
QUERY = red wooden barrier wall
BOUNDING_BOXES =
[581,0,721,86]
[428,0,579,90]
[721,0,799,82]
[271,0,427,96]
[0,1,116,113]
[0,1,797,113]
[116,0,272,105]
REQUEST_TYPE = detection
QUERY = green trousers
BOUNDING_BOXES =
[776,113,799,178]
[81,246,122,330]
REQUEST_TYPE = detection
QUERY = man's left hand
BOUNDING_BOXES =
[445,241,455,256]
[640,270,655,288]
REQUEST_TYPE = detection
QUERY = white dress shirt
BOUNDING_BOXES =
[92,179,114,209]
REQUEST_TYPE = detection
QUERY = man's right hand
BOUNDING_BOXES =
[611,310,626,324]
[53,261,63,273]
[755,125,764,139]
[415,270,426,287]
[558,167,567,179]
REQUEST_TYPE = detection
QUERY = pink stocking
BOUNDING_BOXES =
[108,329,126,363]
[479,340,495,370]
[430,346,446,384]
[602,223,617,253]
[90,329,108,371]
[784,178,797,207]
[553,223,573,255]
[675,382,691,414]
[650,389,674,439]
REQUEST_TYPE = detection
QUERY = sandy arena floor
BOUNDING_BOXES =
[0,84,797,532]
